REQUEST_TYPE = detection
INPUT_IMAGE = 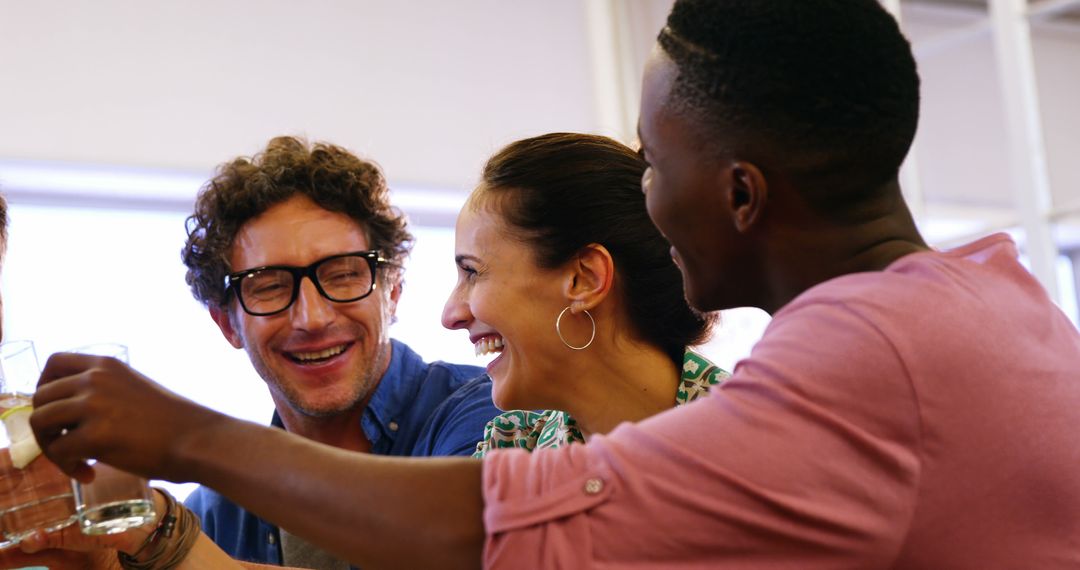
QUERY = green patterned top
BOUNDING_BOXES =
[473,350,728,458]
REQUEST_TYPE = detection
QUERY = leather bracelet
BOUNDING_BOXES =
[118,488,202,570]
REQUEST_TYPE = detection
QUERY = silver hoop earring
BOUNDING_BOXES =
[556,306,596,350]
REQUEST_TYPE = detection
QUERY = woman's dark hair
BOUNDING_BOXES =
[477,132,714,364]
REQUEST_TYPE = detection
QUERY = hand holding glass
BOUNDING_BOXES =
[68,343,156,535]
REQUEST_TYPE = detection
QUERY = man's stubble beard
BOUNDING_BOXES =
[248,334,391,420]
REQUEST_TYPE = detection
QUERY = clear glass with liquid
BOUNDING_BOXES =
[72,461,156,535]
[0,341,78,544]
[0,385,77,544]
[67,343,156,535]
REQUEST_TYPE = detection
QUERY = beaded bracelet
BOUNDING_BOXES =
[118,488,202,570]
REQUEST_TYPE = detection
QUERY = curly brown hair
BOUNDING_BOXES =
[182,136,414,308]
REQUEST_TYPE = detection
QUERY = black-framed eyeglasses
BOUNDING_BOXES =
[224,250,387,316]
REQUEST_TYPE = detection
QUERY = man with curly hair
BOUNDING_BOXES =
[179,136,498,569]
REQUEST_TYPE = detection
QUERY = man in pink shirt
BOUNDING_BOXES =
[23,0,1080,568]
[483,230,1080,567]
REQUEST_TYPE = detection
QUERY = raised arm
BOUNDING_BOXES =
[30,353,484,570]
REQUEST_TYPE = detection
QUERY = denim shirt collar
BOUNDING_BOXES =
[269,339,426,452]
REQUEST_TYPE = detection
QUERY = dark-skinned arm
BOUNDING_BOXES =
[31,353,485,570]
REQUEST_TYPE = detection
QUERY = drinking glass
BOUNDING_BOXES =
[0,340,77,545]
[68,343,156,535]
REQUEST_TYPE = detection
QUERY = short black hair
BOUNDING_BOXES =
[660,0,920,195]
[478,132,714,365]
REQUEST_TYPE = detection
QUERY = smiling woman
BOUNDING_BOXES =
[441,132,726,453]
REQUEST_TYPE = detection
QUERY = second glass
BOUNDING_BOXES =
[0,340,77,544]
[68,343,156,535]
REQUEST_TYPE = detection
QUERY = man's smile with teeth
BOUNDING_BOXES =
[474,336,504,357]
[287,344,349,363]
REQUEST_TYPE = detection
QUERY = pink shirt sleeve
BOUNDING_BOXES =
[482,299,923,569]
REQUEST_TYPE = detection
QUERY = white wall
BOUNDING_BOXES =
[903,4,1080,219]
[0,1,597,192]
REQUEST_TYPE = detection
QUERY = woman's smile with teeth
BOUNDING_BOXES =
[289,344,348,362]
[474,336,504,357]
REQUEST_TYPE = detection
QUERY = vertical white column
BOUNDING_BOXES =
[880,0,926,221]
[988,0,1061,303]
[584,0,638,144]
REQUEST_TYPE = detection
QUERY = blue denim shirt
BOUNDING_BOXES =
[184,339,496,567]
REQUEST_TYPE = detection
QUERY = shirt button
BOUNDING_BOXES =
[388,421,399,432]
[268,532,276,545]
[583,478,604,495]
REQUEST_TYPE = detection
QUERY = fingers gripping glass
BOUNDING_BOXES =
[224,250,386,316]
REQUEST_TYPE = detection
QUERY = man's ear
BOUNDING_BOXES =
[386,278,403,319]
[562,243,615,312]
[210,305,244,349]
[725,160,768,233]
